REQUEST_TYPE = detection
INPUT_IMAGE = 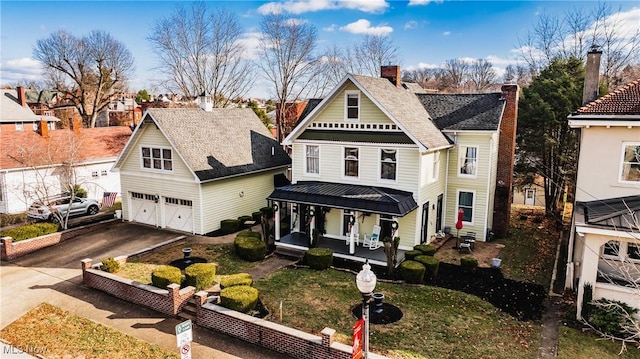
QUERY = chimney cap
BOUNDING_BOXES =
[588,44,602,53]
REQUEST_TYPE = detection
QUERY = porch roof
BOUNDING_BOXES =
[579,194,640,230]
[267,181,418,216]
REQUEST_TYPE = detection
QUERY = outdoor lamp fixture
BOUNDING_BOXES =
[355,260,377,359]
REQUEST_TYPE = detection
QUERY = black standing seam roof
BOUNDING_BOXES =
[267,181,418,217]
[580,195,640,230]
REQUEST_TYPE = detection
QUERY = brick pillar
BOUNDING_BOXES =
[493,84,519,238]
[168,283,181,315]
[1,237,13,260]
[321,328,335,347]
[195,291,208,307]
[81,258,92,283]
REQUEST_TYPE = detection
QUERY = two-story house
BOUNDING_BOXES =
[112,98,291,235]
[268,66,519,265]
[566,73,640,319]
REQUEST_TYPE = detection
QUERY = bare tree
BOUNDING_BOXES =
[314,45,348,96]
[503,64,534,88]
[148,2,252,107]
[346,35,399,77]
[402,67,438,89]
[33,30,134,128]
[258,13,320,141]
[468,59,497,92]
[439,59,469,92]
[517,3,640,89]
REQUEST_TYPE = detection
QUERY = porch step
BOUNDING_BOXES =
[178,297,198,321]
[274,245,306,260]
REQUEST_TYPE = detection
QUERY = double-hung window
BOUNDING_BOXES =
[142,146,173,171]
[620,143,640,183]
[380,149,397,181]
[458,191,474,223]
[459,146,478,176]
[344,147,359,178]
[345,91,359,121]
[305,145,320,175]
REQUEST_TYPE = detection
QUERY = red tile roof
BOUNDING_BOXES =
[577,79,640,115]
[1,126,131,170]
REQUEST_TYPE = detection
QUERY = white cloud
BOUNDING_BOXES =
[323,24,338,32]
[404,20,418,30]
[236,32,263,60]
[0,57,42,85]
[339,19,393,36]
[408,0,443,6]
[442,31,451,36]
[258,0,389,15]
[405,62,440,71]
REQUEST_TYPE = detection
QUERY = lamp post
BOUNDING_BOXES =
[355,260,377,359]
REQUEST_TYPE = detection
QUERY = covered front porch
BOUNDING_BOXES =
[275,231,405,267]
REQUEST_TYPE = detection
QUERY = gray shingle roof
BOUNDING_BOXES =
[351,74,450,150]
[416,93,505,131]
[144,108,290,181]
[1,90,39,123]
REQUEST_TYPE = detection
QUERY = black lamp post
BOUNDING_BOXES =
[355,260,377,359]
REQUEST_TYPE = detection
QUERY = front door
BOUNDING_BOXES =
[436,194,443,232]
[421,202,429,244]
[525,189,536,206]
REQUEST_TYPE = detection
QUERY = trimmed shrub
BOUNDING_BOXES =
[220,286,259,313]
[404,250,423,261]
[151,265,182,289]
[252,211,263,222]
[1,222,59,242]
[184,263,217,291]
[400,260,425,284]
[100,257,120,273]
[260,206,274,218]
[588,299,639,337]
[234,236,266,262]
[305,247,333,270]
[220,219,240,234]
[0,212,28,227]
[414,244,436,256]
[460,256,478,273]
[414,255,440,281]
[219,273,253,289]
[238,215,253,227]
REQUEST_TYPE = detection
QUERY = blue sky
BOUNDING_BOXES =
[1,0,639,98]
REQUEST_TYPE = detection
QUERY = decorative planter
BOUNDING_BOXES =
[491,258,502,268]
[372,292,385,314]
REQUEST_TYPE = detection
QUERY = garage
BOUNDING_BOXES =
[164,197,193,233]
[130,192,158,226]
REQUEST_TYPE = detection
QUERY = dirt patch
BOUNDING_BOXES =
[434,237,505,268]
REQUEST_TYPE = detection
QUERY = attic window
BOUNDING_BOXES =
[142,146,173,172]
[345,91,359,121]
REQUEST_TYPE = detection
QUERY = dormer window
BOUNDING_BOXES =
[345,91,359,121]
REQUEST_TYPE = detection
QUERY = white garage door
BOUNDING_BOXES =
[130,192,157,226]
[164,197,193,233]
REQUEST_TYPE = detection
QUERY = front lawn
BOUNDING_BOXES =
[558,326,640,359]
[0,303,178,359]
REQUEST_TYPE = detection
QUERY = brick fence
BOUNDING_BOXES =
[1,220,117,260]
[82,258,195,316]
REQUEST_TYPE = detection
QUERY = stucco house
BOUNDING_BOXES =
[111,99,291,234]
[268,66,519,265]
[566,77,640,319]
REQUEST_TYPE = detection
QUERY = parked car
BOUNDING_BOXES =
[28,196,100,223]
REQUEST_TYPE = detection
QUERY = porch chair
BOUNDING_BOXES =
[363,225,381,250]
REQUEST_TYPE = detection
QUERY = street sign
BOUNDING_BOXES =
[175,320,193,348]
[180,343,191,359]
[352,318,364,359]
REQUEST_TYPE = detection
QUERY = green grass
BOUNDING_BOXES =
[0,303,178,359]
[255,267,540,359]
[558,326,640,358]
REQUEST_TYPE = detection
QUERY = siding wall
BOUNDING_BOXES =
[311,82,396,125]
[416,149,448,245]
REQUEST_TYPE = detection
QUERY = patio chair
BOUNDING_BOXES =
[463,231,476,250]
[363,225,381,250]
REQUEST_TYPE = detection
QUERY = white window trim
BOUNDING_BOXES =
[618,142,640,184]
[458,146,479,178]
[378,148,398,183]
[342,145,360,180]
[626,242,640,263]
[601,240,621,260]
[456,189,476,225]
[140,145,174,173]
[344,90,360,122]
[304,144,320,176]
[15,122,24,131]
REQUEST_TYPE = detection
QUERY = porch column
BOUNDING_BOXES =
[274,203,280,241]
[349,214,357,254]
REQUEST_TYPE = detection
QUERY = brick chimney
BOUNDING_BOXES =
[492,84,520,238]
[381,65,401,88]
[17,86,26,107]
[37,119,49,138]
[582,46,602,105]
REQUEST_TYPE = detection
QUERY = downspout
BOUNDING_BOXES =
[198,184,203,235]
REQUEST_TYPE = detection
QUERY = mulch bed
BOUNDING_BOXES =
[331,257,546,322]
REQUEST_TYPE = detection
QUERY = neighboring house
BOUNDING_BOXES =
[95,96,142,128]
[111,98,291,235]
[1,87,59,133]
[566,73,640,320]
[0,119,131,214]
[268,65,519,265]
[512,175,546,207]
